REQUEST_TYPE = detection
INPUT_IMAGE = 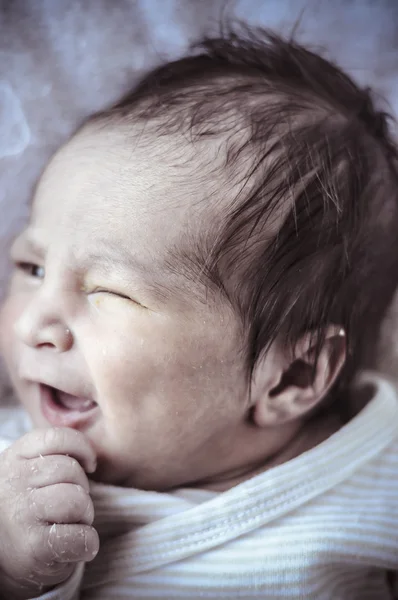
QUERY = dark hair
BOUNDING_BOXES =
[88,24,398,393]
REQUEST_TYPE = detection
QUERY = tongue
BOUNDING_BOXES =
[56,391,97,412]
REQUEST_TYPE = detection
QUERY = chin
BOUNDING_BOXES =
[89,462,162,491]
[87,454,126,486]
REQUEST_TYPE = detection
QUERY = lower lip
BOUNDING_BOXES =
[40,385,99,428]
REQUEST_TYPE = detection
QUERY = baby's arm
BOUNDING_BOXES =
[0,428,99,600]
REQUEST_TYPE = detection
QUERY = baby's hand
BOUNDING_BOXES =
[0,428,99,600]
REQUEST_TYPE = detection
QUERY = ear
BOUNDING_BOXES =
[250,326,346,427]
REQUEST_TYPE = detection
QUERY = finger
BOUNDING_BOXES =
[30,483,94,525]
[33,523,99,564]
[7,562,77,595]
[15,428,97,473]
[24,454,91,492]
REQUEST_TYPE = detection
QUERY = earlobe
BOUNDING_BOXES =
[250,327,346,428]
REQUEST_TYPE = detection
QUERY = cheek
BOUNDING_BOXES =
[86,315,246,417]
[0,295,21,360]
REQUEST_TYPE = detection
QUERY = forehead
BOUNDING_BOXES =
[35,124,198,223]
[27,123,232,302]
[33,125,208,246]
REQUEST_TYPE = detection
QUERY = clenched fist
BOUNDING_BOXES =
[0,427,99,599]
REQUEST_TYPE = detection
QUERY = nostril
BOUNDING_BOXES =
[36,325,73,352]
[14,313,73,352]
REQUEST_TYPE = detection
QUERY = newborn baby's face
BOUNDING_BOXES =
[0,123,253,490]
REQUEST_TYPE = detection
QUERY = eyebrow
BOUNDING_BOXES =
[81,242,215,307]
[14,235,150,276]
[77,241,153,278]
[12,235,45,260]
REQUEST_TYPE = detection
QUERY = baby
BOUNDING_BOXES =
[1,25,398,600]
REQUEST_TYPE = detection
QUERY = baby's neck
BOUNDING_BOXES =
[198,410,343,492]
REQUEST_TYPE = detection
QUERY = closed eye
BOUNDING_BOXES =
[15,262,45,279]
[91,288,147,309]
[91,288,133,301]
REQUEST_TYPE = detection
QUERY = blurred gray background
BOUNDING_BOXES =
[1,0,398,391]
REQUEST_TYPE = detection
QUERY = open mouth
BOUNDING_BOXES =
[51,388,97,412]
[40,384,99,428]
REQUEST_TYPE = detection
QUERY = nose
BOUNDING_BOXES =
[14,298,73,353]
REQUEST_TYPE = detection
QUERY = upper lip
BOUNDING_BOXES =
[25,377,96,403]
[17,356,96,401]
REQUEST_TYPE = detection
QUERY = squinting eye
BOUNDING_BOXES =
[89,288,146,307]
[93,289,131,301]
[16,262,45,279]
